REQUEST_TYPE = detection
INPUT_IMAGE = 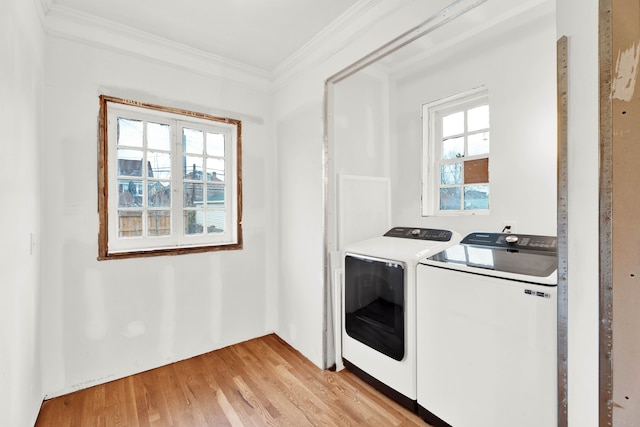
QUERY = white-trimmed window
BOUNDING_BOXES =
[422,87,490,216]
[98,96,242,259]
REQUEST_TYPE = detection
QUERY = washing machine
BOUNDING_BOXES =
[416,232,558,427]
[342,226,461,411]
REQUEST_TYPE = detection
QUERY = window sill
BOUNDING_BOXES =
[98,241,243,261]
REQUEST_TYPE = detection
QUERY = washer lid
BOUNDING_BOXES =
[423,232,558,285]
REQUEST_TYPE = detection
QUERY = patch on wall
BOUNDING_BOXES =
[612,41,640,101]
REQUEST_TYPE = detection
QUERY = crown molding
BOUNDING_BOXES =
[39,0,430,93]
[34,0,53,30]
[271,0,412,90]
[40,0,52,12]
[272,0,384,75]
[43,3,272,92]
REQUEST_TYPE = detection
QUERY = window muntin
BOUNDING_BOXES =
[422,88,490,215]
[99,96,242,259]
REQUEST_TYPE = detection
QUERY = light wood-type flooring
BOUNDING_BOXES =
[35,334,429,426]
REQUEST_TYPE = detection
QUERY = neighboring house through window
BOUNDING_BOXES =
[422,87,489,216]
[98,96,242,259]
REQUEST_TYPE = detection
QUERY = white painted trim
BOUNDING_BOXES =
[421,86,489,216]
[40,0,52,12]
[272,0,413,90]
[35,0,553,94]
[43,4,271,92]
[273,0,390,76]
[37,0,416,93]
[33,0,52,30]
[333,265,344,371]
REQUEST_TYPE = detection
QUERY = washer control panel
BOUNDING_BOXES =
[461,232,557,252]
[384,227,453,242]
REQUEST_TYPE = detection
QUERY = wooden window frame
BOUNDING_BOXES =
[98,95,243,260]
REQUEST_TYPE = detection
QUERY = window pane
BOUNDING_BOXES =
[118,179,142,206]
[117,149,144,177]
[440,163,461,185]
[148,181,171,207]
[464,185,489,210]
[148,151,171,179]
[207,133,225,157]
[184,183,203,206]
[442,111,464,137]
[207,184,225,206]
[206,158,225,182]
[206,211,225,233]
[147,210,170,236]
[440,187,461,210]
[442,136,464,159]
[147,122,170,151]
[183,156,203,180]
[467,105,489,132]
[118,118,143,147]
[118,210,142,237]
[184,210,204,235]
[183,128,204,154]
[468,131,490,156]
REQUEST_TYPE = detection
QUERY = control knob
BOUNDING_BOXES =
[505,235,519,244]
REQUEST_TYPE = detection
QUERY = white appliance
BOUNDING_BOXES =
[416,232,558,427]
[342,227,461,411]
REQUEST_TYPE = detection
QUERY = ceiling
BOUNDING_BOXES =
[50,0,362,72]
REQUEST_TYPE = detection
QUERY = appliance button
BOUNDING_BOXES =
[505,235,519,244]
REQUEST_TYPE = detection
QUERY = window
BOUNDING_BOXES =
[98,96,242,259]
[422,88,489,215]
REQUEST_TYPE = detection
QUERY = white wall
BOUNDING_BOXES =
[40,34,279,397]
[274,0,459,369]
[0,0,45,425]
[390,4,557,237]
[332,68,392,247]
[276,105,326,366]
[333,68,390,179]
[557,0,600,426]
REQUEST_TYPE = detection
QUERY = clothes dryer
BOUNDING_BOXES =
[342,227,461,411]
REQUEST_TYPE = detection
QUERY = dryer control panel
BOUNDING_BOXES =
[384,227,453,242]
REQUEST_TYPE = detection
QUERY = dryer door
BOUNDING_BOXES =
[344,254,405,361]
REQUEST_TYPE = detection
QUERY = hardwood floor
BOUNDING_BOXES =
[36,334,429,426]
